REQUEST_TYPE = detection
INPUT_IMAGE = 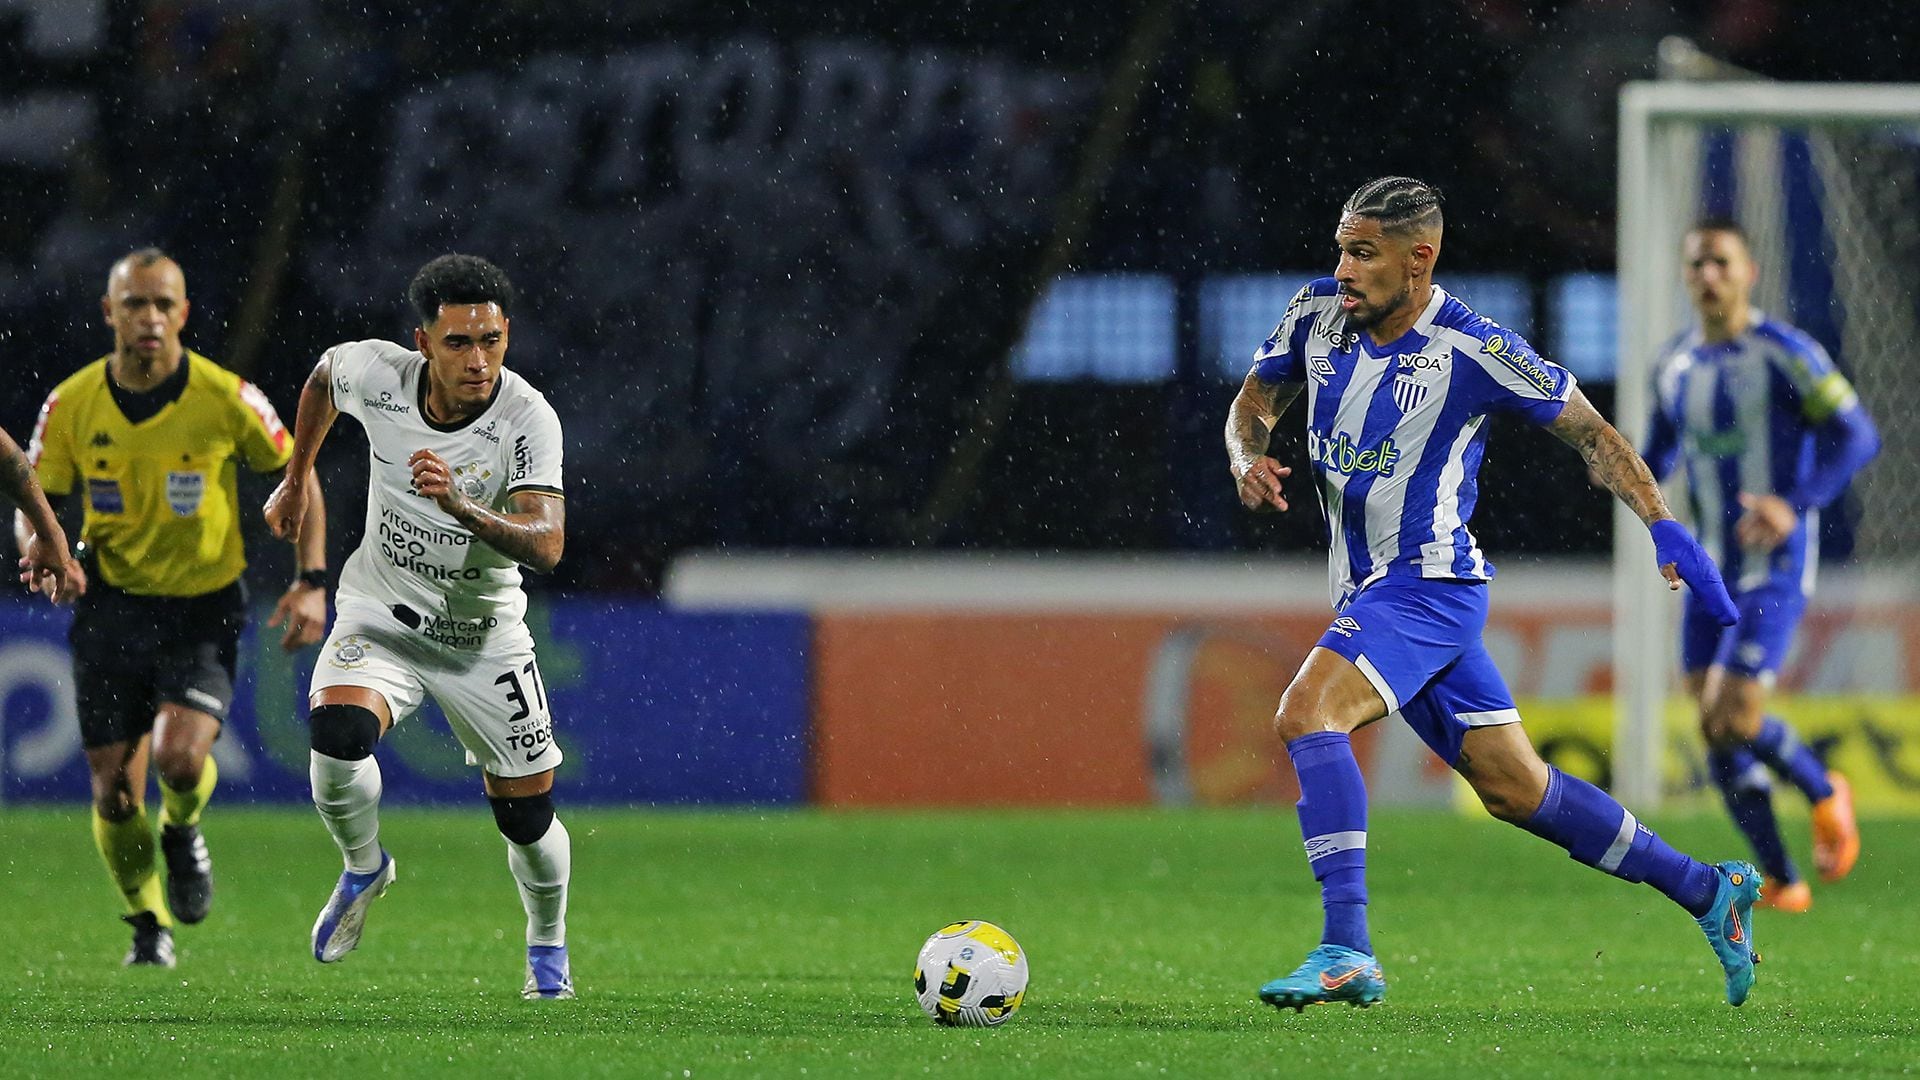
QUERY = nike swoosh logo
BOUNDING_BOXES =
[525,747,549,763]
[1319,965,1369,991]
[1727,904,1745,945]
[371,449,395,464]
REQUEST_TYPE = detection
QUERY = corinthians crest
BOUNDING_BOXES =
[330,633,371,670]
[451,460,495,501]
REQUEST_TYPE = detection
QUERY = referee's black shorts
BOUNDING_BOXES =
[70,576,247,750]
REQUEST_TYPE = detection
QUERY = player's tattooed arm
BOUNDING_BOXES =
[1,427,79,603]
[0,432,47,529]
[266,352,343,541]
[410,451,565,573]
[1548,388,1674,526]
[447,489,564,574]
[1226,371,1303,513]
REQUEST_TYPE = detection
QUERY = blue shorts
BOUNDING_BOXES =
[1681,577,1806,679]
[1315,577,1518,766]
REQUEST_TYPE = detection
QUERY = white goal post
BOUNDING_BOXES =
[1612,79,1920,805]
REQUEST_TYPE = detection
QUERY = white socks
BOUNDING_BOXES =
[313,747,569,945]
[309,751,384,874]
[506,817,571,947]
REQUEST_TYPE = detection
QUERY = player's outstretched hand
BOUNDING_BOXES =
[267,581,328,651]
[1650,518,1737,625]
[263,472,309,541]
[1235,457,1293,513]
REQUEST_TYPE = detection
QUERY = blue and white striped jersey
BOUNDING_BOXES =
[1645,316,1861,594]
[1253,278,1576,609]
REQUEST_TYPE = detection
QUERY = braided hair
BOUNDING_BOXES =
[1341,176,1444,236]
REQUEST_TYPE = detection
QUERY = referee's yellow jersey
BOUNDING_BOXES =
[26,351,293,597]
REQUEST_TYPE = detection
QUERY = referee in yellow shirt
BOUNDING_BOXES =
[16,249,329,967]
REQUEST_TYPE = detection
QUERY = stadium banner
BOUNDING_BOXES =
[813,611,1456,808]
[0,599,809,806]
[812,600,1920,810]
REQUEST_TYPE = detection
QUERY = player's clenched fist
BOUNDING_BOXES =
[409,448,461,510]
[1235,457,1293,513]
[262,470,311,540]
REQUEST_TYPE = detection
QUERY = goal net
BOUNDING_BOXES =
[1612,76,1920,805]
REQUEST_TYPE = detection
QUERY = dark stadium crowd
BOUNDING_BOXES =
[0,0,1907,590]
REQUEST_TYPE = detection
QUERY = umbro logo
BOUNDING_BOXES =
[88,431,113,448]
[1329,616,1361,637]
[1308,355,1338,385]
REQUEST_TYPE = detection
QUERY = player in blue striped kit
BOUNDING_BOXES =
[1645,219,1879,913]
[1226,177,1760,1009]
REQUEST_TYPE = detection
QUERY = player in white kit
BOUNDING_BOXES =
[263,254,573,999]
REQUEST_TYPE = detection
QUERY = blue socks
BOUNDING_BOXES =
[1287,739,1726,949]
[1523,767,1720,918]
[1286,731,1372,956]
[1751,715,1834,803]
[1708,746,1798,884]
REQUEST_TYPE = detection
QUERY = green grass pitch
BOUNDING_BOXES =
[0,805,1913,1078]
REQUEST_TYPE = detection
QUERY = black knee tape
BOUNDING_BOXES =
[309,703,382,760]
[489,792,556,846]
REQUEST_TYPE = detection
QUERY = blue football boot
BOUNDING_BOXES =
[523,944,574,1000]
[1259,944,1386,1011]
[1696,859,1762,1006]
[311,850,396,963]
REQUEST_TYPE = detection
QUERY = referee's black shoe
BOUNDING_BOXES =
[160,823,214,924]
[122,912,175,967]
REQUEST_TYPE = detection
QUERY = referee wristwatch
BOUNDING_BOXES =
[295,568,329,590]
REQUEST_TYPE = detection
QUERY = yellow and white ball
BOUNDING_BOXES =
[913,920,1029,1027]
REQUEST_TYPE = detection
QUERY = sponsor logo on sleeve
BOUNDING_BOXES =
[238,380,290,450]
[1480,335,1558,396]
[27,393,59,466]
[510,434,533,483]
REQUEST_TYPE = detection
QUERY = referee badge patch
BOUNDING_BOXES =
[167,471,206,516]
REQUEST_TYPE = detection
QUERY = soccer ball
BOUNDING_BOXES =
[913,920,1029,1027]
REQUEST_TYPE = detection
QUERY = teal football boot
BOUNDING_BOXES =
[1259,944,1385,1011]
[1696,860,1762,1006]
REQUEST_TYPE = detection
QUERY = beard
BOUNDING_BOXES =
[1344,283,1411,330]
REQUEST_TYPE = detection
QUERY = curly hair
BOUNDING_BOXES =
[407,254,516,326]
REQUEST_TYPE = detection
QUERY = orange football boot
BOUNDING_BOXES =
[1812,771,1860,883]
[1758,877,1811,913]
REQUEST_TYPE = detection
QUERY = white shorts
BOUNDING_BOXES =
[311,596,562,779]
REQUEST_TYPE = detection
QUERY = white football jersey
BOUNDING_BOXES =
[327,339,564,638]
